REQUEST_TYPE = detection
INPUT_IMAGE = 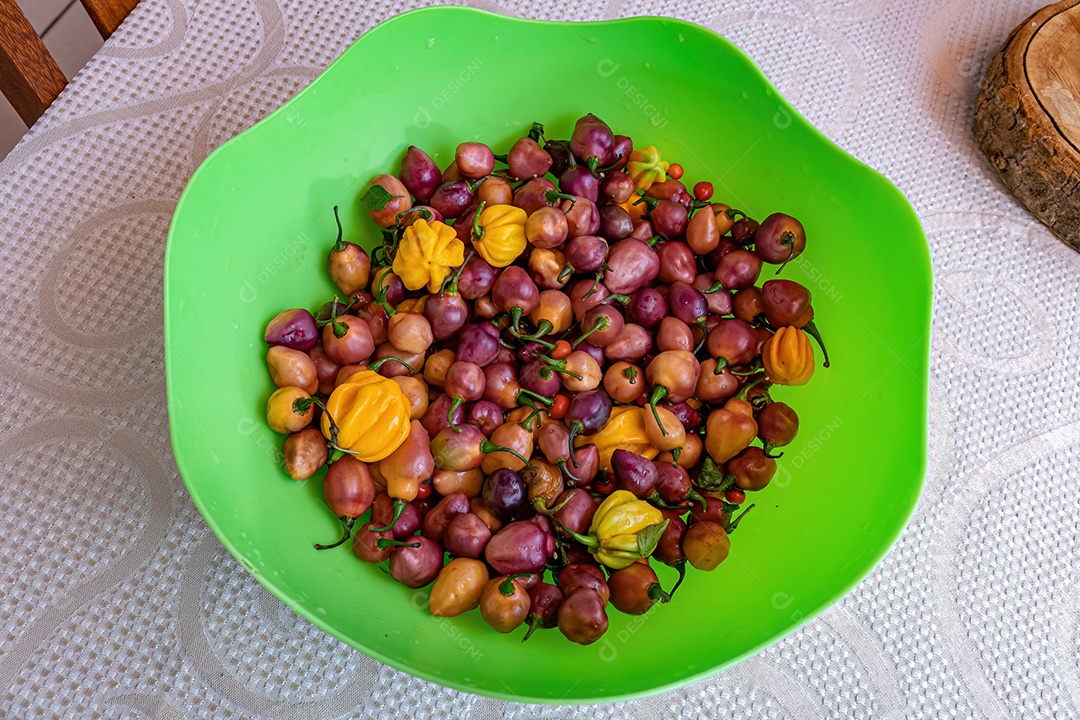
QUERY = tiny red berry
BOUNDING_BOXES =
[693,181,714,201]
[668,163,684,180]
[724,488,746,504]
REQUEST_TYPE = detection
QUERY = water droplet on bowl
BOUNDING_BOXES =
[427,37,435,48]
[677,33,685,42]
[644,62,651,69]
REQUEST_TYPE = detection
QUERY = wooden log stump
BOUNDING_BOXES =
[974,0,1080,251]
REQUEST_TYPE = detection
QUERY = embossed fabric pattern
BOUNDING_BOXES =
[1,0,1078,718]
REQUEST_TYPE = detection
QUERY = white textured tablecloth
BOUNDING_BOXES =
[2,0,1078,717]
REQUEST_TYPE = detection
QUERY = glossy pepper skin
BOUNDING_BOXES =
[762,326,815,386]
[561,490,668,569]
[704,392,758,464]
[473,204,527,268]
[626,146,669,191]
[393,218,466,293]
[321,370,411,462]
[378,420,434,502]
[576,406,658,472]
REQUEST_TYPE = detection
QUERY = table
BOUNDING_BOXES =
[2,0,1078,717]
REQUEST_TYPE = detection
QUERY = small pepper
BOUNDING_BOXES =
[472,203,528,268]
[377,420,433,502]
[762,326,815,386]
[576,406,658,472]
[558,490,668,569]
[392,218,466,293]
[626,146,669,191]
[321,370,411,462]
[704,379,765,464]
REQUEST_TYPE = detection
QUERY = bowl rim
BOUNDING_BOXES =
[164,4,933,704]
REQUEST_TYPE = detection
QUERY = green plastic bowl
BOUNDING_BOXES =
[165,6,931,704]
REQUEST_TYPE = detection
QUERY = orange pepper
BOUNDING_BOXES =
[762,326,815,386]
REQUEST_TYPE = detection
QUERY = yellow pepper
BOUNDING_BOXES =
[321,372,411,461]
[392,218,465,293]
[472,203,527,267]
[560,490,668,569]
[762,326,815,386]
[576,406,658,472]
[267,386,313,434]
[626,146,669,191]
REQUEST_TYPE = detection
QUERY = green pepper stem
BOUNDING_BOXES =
[735,375,767,402]
[395,206,433,225]
[596,153,624,173]
[492,152,509,163]
[528,121,545,142]
[537,354,583,381]
[509,306,524,333]
[532,493,573,517]
[648,385,670,437]
[728,503,756,533]
[471,200,487,243]
[447,395,465,433]
[375,538,421,549]
[645,491,690,511]
[557,263,574,283]
[667,559,687,598]
[371,498,408,533]
[702,279,725,294]
[315,295,359,327]
[517,388,554,407]
[479,439,532,469]
[521,614,542,642]
[605,293,631,306]
[585,155,600,176]
[581,270,604,300]
[314,515,355,550]
[442,249,474,297]
[367,355,414,375]
[556,522,599,548]
[802,319,830,368]
[572,314,608,348]
[567,419,583,468]
[330,206,347,253]
[515,397,544,432]
[544,189,577,205]
[293,395,343,454]
[499,574,531,595]
[648,582,672,604]
[556,457,588,487]
[514,319,553,342]
[762,440,785,459]
[687,487,708,512]
[775,232,796,274]
[373,274,397,316]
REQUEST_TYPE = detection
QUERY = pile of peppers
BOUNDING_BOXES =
[260,113,829,645]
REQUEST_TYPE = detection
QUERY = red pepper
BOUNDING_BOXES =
[550,394,570,420]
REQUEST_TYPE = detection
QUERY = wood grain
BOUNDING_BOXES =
[974,0,1080,251]
[0,0,67,126]
[80,0,139,39]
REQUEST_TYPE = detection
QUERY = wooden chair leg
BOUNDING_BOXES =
[80,0,139,39]
[0,0,66,126]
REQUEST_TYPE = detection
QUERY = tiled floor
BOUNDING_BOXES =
[0,0,103,159]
